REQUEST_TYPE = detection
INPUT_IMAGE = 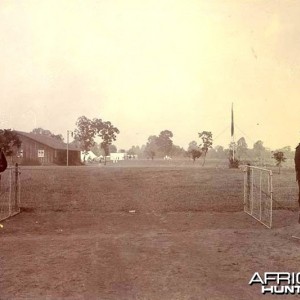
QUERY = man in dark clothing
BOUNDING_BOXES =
[0,149,7,173]
[295,143,300,222]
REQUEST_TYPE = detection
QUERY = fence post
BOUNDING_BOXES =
[246,163,251,210]
[14,163,19,211]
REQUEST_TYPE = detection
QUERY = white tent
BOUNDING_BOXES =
[81,151,98,162]
[110,153,126,162]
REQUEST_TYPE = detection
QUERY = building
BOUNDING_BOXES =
[110,152,126,162]
[14,131,81,165]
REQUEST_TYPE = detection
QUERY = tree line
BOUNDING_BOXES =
[0,115,296,169]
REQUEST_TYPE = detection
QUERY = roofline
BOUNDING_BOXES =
[15,131,81,151]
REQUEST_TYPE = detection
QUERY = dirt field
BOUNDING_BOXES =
[1,160,300,299]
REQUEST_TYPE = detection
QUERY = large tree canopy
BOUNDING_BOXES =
[74,116,120,157]
[92,119,120,156]
[156,130,173,156]
[74,116,96,155]
[236,137,248,159]
[188,141,198,152]
[0,129,21,156]
[144,130,174,159]
[272,151,286,174]
[144,135,159,159]
[31,127,64,142]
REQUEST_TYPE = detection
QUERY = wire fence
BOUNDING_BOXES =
[0,164,21,222]
[243,165,273,228]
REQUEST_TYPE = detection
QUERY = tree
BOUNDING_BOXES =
[128,145,143,158]
[236,137,248,160]
[170,145,186,157]
[74,116,120,164]
[272,151,286,174]
[31,127,64,142]
[74,116,96,156]
[156,130,173,157]
[128,146,136,156]
[190,149,202,162]
[215,145,225,159]
[0,129,21,156]
[188,141,198,152]
[199,131,213,166]
[109,145,117,153]
[92,119,120,158]
[144,135,159,160]
[277,146,293,159]
[253,140,265,164]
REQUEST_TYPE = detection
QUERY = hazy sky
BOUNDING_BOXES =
[1,0,299,150]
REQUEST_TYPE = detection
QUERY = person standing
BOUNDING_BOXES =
[0,148,7,173]
[295,143,300,222]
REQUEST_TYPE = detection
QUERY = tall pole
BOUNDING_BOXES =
[231,103,235,161]
[67,130,69,166]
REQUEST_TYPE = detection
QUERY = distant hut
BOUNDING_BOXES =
[14,131,81,165]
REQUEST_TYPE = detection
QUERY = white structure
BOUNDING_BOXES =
[81,151,98,162]
[110,152,125,163]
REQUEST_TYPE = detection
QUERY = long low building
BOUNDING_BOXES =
[14,131,81,165]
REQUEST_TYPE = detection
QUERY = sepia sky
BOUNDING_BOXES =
[1,0,300,150]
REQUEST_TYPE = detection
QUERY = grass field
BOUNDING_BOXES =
[0,160,299,299]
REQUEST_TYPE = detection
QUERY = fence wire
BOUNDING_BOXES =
[0,166,21,221]
[244,165,273,228]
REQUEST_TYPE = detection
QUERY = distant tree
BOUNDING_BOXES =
[188,141,198,152]
[127,145,143,157]
[190,149,202,163]
[92,119,120,158]
[253,140,265,164]
[215,145,225,159]
[127,149,135,156]
[199,131,213,166]
[272,151,286,174]
[140,145,146,157]
[74,116,120,164]
[277,146,293,159]
[170,145,186,157]
[236,137,248,160]
[109,144,117,153]
[156,130,173,156]
[31,127,64,142]
[0,129,21,156]
[74,116,96,156]
[119,149,126,153]
[144,135,159,159]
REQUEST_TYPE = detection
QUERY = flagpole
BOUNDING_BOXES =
[67,130,69,166]
[231,103,235,161]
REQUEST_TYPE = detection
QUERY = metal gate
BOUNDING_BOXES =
[243,165,273,228]
[0,164,21,222]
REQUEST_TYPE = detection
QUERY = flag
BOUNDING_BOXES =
[231,103,234,137]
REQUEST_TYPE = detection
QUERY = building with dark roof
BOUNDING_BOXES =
[15,131,81,165]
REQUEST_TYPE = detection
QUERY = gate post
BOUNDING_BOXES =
[14,163,19,211]
[246,163,251,210]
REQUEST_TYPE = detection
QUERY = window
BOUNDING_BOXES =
[38,150,45,158]
[17,149,23,158]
